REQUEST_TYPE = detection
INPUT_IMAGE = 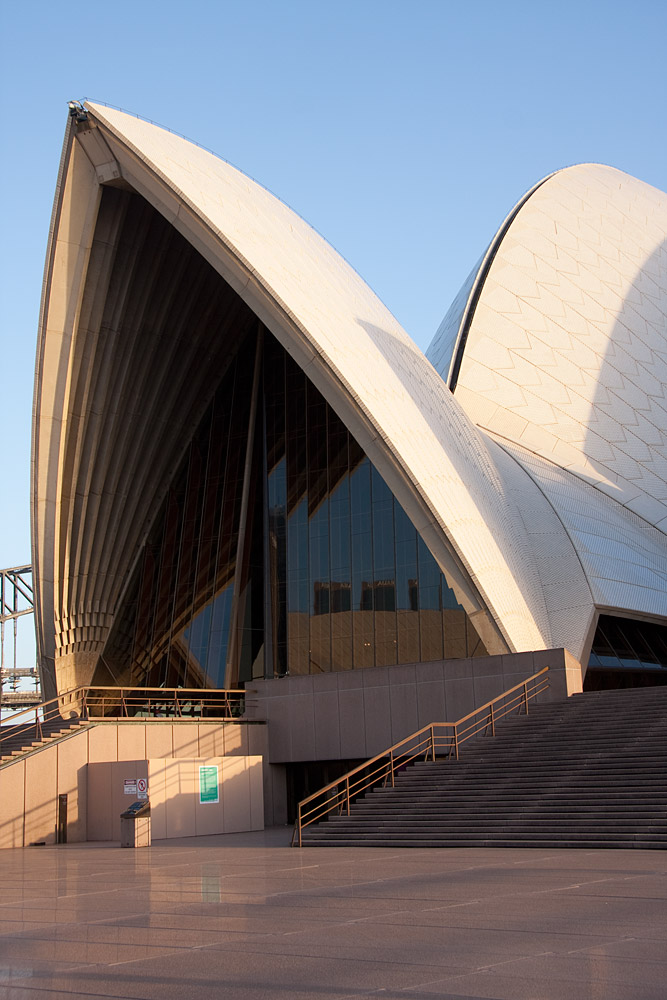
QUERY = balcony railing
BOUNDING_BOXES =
[0,685,246,757]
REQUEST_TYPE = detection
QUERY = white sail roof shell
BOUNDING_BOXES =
[81,102,552,653]
[428,163,667,631]
[33,101,573,676]
[33,106,666,687]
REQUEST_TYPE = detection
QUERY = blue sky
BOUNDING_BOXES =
[1,0,665,666]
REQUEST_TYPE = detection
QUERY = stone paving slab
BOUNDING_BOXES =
[0,829,665,999]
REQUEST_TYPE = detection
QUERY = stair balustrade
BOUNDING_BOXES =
[292,667,550,847]
[296,682,667,850]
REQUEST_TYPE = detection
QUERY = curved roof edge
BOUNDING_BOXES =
[432,161,667,539]
[32,117,70,683]
[482,433,597,660]
[426,170,557,387]
[492,435,667,626]
[81,102,561,657]
[33,102,587,687]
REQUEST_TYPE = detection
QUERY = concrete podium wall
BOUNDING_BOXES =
[87,757,264,841]
[1,651,584,847]
[247,649,583,763]
[0,721,271,848]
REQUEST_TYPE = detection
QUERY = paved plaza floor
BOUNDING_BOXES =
[0,828,665,999]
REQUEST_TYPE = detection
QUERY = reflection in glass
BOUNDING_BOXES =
[588,615,667,673]
[98,327,497,687]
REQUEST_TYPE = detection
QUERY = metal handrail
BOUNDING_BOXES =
[0,686,87,750]
[79,686,246,720]
[291,667,550,846]
[0,685,246,757]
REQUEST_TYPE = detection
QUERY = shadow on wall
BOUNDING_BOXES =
[354,317,503,494]
[0,719,268,848]
[0,755,264,848]
[584,237,667,525]
[353,317,549,649]
[87,756,264,842]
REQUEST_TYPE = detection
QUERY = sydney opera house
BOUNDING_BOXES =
[32,102,667,781]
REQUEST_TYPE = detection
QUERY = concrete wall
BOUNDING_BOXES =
[246,648,583,763]
[87,757,264,841]
[0,720,272,848]
[1,650,582,846]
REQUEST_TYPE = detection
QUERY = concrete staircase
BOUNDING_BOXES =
[0,718,87,766]
[301,686,667,849]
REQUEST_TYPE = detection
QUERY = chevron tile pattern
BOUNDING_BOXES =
[449,165,667,534]
[427,165,667,637]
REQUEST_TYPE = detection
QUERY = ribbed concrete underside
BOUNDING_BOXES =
[43,186,258,686]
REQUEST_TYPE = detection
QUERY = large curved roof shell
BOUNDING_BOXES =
[428,163,667,628]
[429,164,667,530]
[34,102,567,690]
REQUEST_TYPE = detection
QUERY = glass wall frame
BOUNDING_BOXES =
[98,327,499,688]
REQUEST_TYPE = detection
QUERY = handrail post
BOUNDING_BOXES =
[431,725,435,761]
[389,749,395,787]
[490,702,495,736]
[346,777,350,816]
[454,724,459,761]
[293,807,302,848]
[524,681,529,715]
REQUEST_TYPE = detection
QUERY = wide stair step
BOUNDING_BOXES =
[300,685,667,849]
[0,720,86,764]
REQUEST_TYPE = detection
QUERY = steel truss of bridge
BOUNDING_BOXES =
[0,565,40,710]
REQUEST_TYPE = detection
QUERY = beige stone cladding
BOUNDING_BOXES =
[87,757,263,842]
[246,648,581,764]
[0,721,271,849]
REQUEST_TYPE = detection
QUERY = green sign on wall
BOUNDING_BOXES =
[199,765,219,804]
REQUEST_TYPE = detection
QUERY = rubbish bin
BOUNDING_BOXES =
[120,800,151,848]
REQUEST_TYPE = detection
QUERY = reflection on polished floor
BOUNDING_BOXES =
[0,829,665,999]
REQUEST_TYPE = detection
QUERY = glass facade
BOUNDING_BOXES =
[97,328,496,689]
[586,614,667,687]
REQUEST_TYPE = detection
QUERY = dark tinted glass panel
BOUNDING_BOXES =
[350,455,374,667]
[98,332,257,688]
[265,336,287,677]
[588,615,667,673]
[99,324,496,685]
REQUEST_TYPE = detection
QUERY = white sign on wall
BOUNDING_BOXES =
[124,779,137,795]
[137,778,148,800]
